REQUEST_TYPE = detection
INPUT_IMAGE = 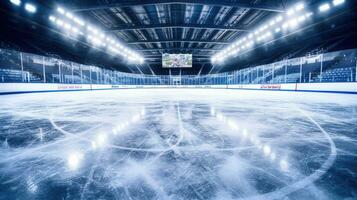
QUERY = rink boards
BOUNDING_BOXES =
[0,82,357,95]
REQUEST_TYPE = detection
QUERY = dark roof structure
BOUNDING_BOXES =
[0,0,357,75]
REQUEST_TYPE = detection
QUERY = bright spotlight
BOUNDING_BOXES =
[24,3,36,13]
[333,0,345,6]
[65,12,74,19]
[288,19,298,28]
[286,9,295,16]
[269,20,275,26]
[57,7,65,14]
[319,3,331,12]
[92,28,99,35]
[211,57,216,63]
[73,17,85,26]
[305,12,314,18]
[298,15,306,22]
[56,19,64,26]
[71,27,79,33]
[216,56,224,63]
[64,23,71,30]
[275,15,283,22]
[295,3,304,11]
[139,57,145,64]
[49,15,56,22]
[282,22,289,29]
[91,37,102,45]
[10,0,21,6]
[128,56,136,62]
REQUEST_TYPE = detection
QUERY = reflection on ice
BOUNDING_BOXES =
[0,89,356,199]
[95,133,108,149]
[280,159,289,172]
[67,151,84,171]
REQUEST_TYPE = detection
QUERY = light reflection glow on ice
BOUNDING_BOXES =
[0,89,356,200]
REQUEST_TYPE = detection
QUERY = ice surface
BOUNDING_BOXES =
[0,89,356,200]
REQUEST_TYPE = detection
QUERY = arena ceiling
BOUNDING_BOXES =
[0,0,357,75]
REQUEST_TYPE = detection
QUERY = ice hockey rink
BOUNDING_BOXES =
[0,89,356,200]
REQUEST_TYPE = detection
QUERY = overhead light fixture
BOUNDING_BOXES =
[282,22,289,29]
[139,58,144,64]
[211,2,309,63]
[288,19,298,28]
[51,6,144,63]
[295,3,304,11]
[269,20,276,26]
[298,15,306,22]
[49,15,56,22]
[73,17,85,26]
[305,12,313,18]
[65,12,74,19]
[319,3,331,12]
[333,0,345,6]
[64,23,71,30]
[24,3,36,13]
[71,27,79,33]
[275,15,283,22]
[57,7,65,14]
[9,0,21,6]
[56,19,63,26]
[286,9,295,16]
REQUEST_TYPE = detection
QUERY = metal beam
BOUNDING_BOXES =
[143,56,213,59]
[137,48,220,52]
[72,0,284,13]
[128,39,229,45]
[108,23,249,32]
[145,57,211,62]
[144,54,210,57]
[146,61,210,64]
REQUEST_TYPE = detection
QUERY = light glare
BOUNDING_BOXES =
[286,9,294,16]
[24,3,36,13]
[319,3,331,12]
[56,19,64,26]
[73,17,85,26]
[49,15,56,22]
[64,23,71,30]
[333,0,345,6]
[275,15,283,22]
[295,3,304,11]
[67,152,83,171]
[57,7,65,14]
[65,12,74,19]
[10,0,21,6]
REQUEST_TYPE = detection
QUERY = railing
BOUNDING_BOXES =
[0,48,356,85]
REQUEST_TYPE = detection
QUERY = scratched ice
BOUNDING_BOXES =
[0,89,356,200]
